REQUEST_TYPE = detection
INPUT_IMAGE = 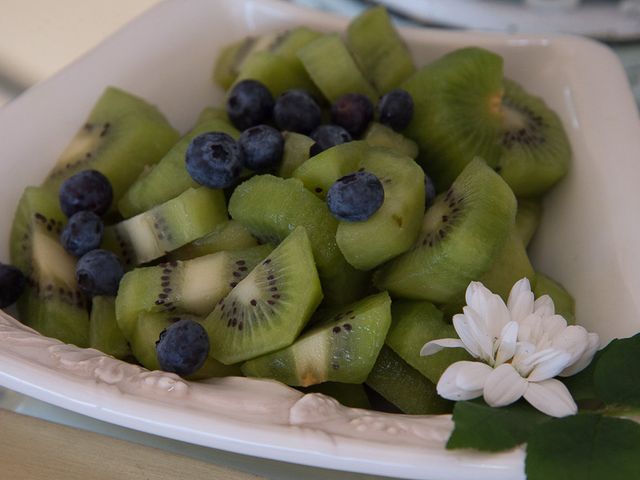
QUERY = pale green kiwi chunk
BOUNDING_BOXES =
[196,106,229,124]
[401,47,505,190]
[364,122,418,159]
[241,292,391,386]
[41,87,179,204]
[228,174,369,305]
[203,227,323,365]
[496,79,571,197]
[346,6,415,93]
[90,296,131,360]
[385,300,471,384]
[374,158,516,303]
[515,198,542,247]
[297,34,378,103]
[104,187,227,267]
[118,117,239,218]
[365,345,452,414]
[277,131,315,179]
[168,221,258,261]
[533,272,576,325]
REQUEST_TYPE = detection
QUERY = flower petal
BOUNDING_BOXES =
[436,361,488,401]
[454,311,492,360]
[495,320,519,365]
[523,378,577,417]
[455,361,494,391]
[527,350,573,382]
[486,293,512,338]
[560,332,600,377]
[533,294,555,317]
[483,363,528,407]
[507,278,534,323]
[551,325,588,365]
[420,338,465,356]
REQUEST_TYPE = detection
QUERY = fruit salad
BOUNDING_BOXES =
[0,6,575,414]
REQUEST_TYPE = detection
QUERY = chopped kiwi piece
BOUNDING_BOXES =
[516,198,542,247]
[196,106,229,124]
[346,6,415,94]
[204,227,323,365]
[401,47,505,190]
[277,131,315,179]
[366,346,452,415]
[364,122,418,159]
[300,382,371,409]
[228,174,369,305]
[293,142,425,270]
[104,187,227,267]
[115,245,272,339]
[90,296,131,359]
[41,87,179,205]
[496,79,571,197]
[118,118,239,218]
[168,221,258,261]
[374,158,516,303]
[241,292,391,386]
[297,34,378,103]
[533,272,576,324]
[385,300,471,384]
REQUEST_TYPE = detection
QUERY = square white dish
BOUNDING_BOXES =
[0,1,639,479]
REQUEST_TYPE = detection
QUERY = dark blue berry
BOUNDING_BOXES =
[273,89,322,135]
[59,170,113,217]
[424,174,436,208]
[226,79,274,131]
[238,125,284,171]
[156,319,210,376]
[327,171,385,222]
[309,124,352,156]
[331,93,374,137]
[60,211,104,257]
[76,249,123,297]
[378,89,414,131]
[185,132,243,189]
[0,263,26,308]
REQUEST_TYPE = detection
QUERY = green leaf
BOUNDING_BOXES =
[526,413,640,480]
[447,400,551,452]
[594,334,640,407]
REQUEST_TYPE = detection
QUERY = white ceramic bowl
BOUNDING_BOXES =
[0,1,639,479]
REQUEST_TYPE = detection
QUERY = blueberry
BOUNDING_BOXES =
[238,125,284,171]
[76,249,123,297]
[59,170,113,217]
[424,174,437,208]
[156,319,210,376]
[273,89,322,135]
[0,263,26,308]
[309,124,352,157]
[60,211,104,257]
[226,79,274,131]
[185,132,243,189]
[330,93,374,137]
[378,89,414,131]
[327,171,385,222]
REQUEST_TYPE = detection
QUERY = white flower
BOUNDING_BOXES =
[421,278,600,417]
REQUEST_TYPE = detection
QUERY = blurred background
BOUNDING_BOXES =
[0,0,639,108]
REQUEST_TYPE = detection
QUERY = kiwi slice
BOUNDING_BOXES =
[401,47,505,190]
[365,345,452,415]
[277,131,315,179]
[516,198,542,247]
[364,122,418,159]
[297,34,378,103]
[533,272,575,325]
[118,117,239,218]
[196,106,229,124]
[496,79,571,197]
[374,158,516,303]
[104,187,227,267]
[90,296,131,360]
[385,300,471,384]
[346,6,415,94]
[241,291,391,386]
[41,87,179,204]
[203,227,323,365]
[168,221,258,261]
[300,382,371,409]
[115,245,272,338]
[228,174,369,305]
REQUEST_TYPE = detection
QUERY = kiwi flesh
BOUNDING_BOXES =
[364,122,418,159]
[277,131,315,179]
[90,296,131,360]
[515,198,542,247]
[118,117,239,218]
[168,221,258,261]
[41,87,179,204]
[103,187,227,267]
[196,106,229,124]
[241,291,391,386]
[533,272,575,325]
[346,6,415,94]
[203,227,323,365]
[374,158,516,303]
[365,345,452,415]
